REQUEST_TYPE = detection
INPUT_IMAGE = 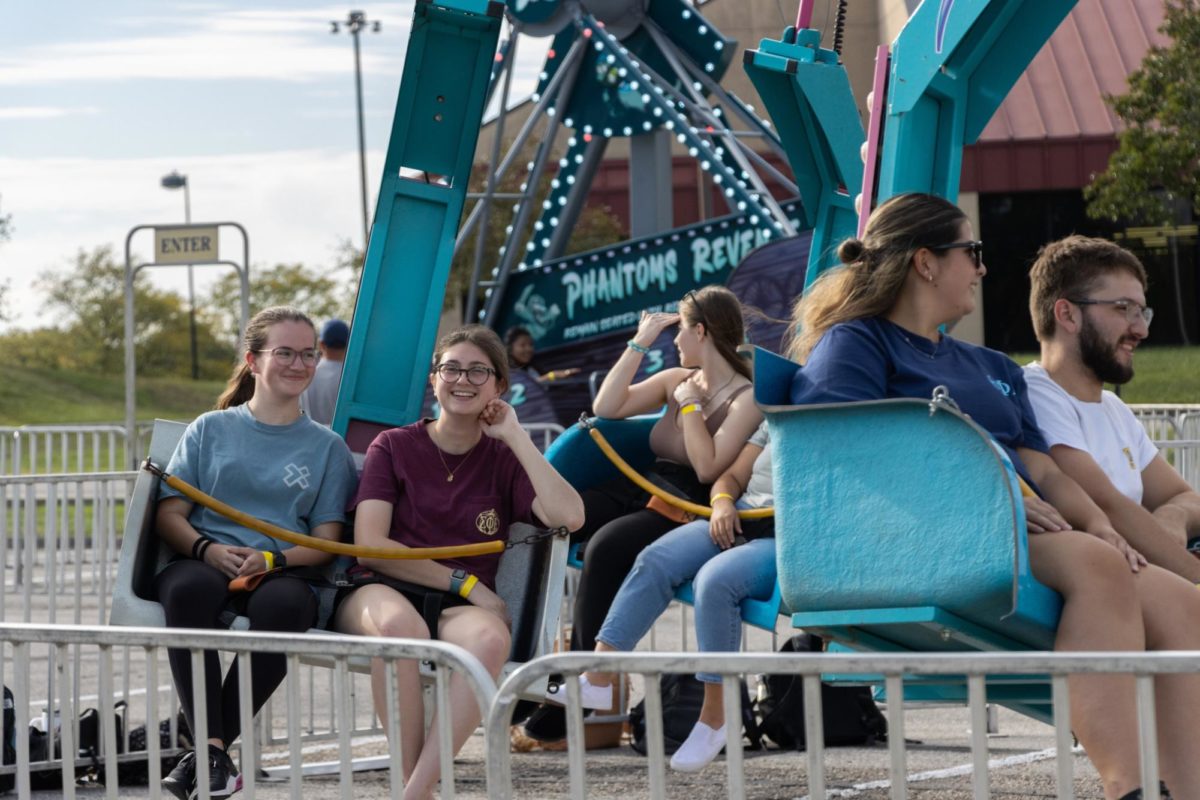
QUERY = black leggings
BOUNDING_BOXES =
[570,485,679,652]
[155,559,317,747]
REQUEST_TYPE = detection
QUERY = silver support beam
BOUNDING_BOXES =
[466,28,519,324]
[482,44,585,322]
[642,23,798,228]
[454,38,588,256]
[630,129,674,237]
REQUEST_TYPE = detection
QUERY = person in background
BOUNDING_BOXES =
[155,306,357,800]
[1024,235,1200,581]
[301,318,350,425]
[790,192,1200,800]
[505,325,579,383]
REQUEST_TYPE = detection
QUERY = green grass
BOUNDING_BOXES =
[1007,346,1200,404]
[0,366,223,426]
[1,348,1197,435]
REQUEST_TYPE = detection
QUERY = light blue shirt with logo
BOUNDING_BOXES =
[162,404,358,551]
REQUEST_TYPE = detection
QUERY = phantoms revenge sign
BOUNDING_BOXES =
[492,201,803,350]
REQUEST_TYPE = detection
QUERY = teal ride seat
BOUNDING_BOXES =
[753,347,1063,721]
[552,415,785,633]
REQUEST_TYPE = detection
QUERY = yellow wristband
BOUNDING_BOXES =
[711,492,735,504]
[459,574,479,599]
[681,403,701,416]
[262,551,275,571]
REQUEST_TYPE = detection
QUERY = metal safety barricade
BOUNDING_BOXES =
[0,623,495,800]
[522,422,566,452]
[485,650,1198,800]
[0,426,136,477]
[1130,405,1200,443]
[0,472,137,626]
[1153,440,1200,491]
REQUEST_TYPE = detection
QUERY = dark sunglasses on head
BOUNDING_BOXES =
[929,240,984,268]
[682,289,708,328]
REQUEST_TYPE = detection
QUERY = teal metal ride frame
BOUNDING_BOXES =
[746,0,1077,288]
[333,0,504,442]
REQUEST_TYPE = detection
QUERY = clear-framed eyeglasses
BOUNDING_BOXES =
[1068,298,1154,327]
[255,347,320,366]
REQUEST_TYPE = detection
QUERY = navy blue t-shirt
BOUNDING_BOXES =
[790,317,1049,487]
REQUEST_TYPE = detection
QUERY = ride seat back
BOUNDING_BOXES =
[753,347,1062,651]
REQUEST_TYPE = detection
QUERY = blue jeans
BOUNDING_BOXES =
[595,516,777,683]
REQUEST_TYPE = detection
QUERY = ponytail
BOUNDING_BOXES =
[215,363,256,410]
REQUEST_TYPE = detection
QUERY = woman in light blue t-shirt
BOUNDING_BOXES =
[154,306,357,800]
[790,193,1200,800]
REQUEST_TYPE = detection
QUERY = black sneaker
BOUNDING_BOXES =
[203,743,242,799]
[1118,783,1173,800]
[522,702,567,742]
[161,750,196,800]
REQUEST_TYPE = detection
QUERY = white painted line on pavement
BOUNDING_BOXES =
[259,734,389,764]
[793,745,1085,799]
[29,683,175,708]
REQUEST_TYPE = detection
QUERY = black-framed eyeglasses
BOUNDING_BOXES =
[255,347,320,366]
[434,364,496,386]
[929,240,984,269]
[1068,298,1154,326]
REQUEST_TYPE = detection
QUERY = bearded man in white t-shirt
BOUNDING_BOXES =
[1023,235,1200,581]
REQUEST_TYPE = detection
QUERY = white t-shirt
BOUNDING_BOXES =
[740,421,774,508]
[1022,362,1159,504]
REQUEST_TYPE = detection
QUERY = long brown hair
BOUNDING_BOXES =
[432,325,510,394]
[215,306,316,410]
[680,285,751,380]
[787,193,966,362]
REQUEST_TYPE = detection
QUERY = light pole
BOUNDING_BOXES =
[331,11,380,251]
[160,170,200,380]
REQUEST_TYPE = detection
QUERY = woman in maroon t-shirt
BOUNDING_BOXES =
[333,325,584,800]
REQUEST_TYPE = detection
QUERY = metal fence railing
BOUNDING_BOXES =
[1155,440,1200,491]
[0,623,496,800]
[0,472,137,626]
[0,421,560,476]
[1130,405,1200,443]
[485,650,1195,800]
[0,425,156,477]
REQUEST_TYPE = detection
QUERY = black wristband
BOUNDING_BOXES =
[191,536,210,560]
[195,539,213,563]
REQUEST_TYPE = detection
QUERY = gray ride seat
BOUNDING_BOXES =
[111,419,567,691]
[754,347,1063,722]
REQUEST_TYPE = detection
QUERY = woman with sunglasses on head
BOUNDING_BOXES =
[790,192,1200,800]
[155,306,358,800]
[333,325,583,800]
[524,284,763,742]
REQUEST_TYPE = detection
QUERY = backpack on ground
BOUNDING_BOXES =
[754,634,888,751]
[629,673,761,755]
[0,687,14,792]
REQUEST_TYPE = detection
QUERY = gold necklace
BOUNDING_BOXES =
[429,426,479,482]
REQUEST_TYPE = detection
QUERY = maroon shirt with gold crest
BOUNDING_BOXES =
[351,420,537,590]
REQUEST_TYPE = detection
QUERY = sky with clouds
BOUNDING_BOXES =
[0,1,548,331]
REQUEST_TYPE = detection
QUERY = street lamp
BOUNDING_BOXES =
[160,170,200,380]
[331,10,380,251]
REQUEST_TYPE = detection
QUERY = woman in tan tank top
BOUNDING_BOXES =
[523,285,763,743]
